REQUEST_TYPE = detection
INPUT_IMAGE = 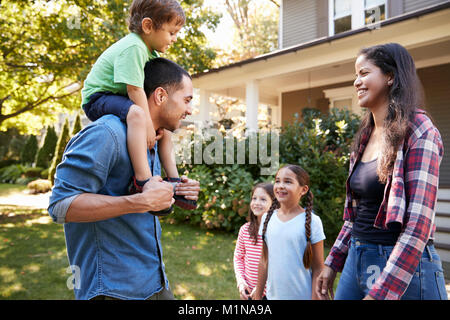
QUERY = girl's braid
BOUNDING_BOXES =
[303,189,314,269]
[261,199,280,262]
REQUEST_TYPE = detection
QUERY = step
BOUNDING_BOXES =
[437,189,450,201]
[435,229,450,244]
[436,201,450,214]
[435,216,450,229]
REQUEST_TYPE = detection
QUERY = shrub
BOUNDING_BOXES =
[0,164,26,184]
[164,109,360,242]
[279,108,360,245]
[40,168,49,179]
[35,126,58,168]
[0,128,27,162]
[71,113,83,136]
[167,164,258,233]
[23,167,44,178]
[27,179,52,194]
[48,118,71,185]
[20,135,38,165]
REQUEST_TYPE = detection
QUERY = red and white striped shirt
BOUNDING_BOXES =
[233,222,264,292]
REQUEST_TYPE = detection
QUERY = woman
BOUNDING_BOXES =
[316,43,448,300]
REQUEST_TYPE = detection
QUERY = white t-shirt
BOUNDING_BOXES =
[259,209,326,300]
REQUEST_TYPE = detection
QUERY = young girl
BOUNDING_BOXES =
[252,165,326,300]
[233,183,277,300]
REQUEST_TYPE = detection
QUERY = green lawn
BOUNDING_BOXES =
[0,183,26,196]
[0,184,338,300]
[0,204,240,300]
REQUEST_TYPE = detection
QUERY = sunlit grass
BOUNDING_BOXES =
[0,184,27,197]
[0,191,337,300]
[0,203,240,300]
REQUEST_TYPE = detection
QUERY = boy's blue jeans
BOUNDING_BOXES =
[335,237,448,300]
[82,91,134,122]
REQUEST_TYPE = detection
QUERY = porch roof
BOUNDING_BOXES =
[192,2,450,105]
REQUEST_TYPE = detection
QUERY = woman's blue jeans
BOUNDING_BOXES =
[335,237,448,300]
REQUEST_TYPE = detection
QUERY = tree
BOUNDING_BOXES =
[35,126,57,168]
[20,135,38,165]
[48,118,70,184]
[217,0,279,63]
[71,113,82,137]
[0,0,220,134]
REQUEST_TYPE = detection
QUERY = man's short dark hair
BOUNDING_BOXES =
[128,0,185,34]
[143,57,191,97]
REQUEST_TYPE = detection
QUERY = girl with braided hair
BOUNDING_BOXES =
[233,183,276,300]
[251,165,325,300]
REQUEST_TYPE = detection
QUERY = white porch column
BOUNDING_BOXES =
[198,89,212,128]
[246,80,259,133]
[271,105,281,128]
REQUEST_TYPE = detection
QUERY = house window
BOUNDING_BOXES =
[329,0,388,35]
[333,0,352,34]
[323,86,364,116]
[365,0,386,26]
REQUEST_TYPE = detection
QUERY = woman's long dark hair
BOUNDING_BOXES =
[247,183,276,245]
[352,43,424,183]
[261,165,314,269]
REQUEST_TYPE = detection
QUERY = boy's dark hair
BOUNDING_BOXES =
[143,57,191,97]
[128,0,185,34]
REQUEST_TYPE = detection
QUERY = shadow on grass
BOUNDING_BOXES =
[161,221,240,300]
[0,205,74,300]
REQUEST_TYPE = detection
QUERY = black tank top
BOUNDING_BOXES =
[349,158,401,245]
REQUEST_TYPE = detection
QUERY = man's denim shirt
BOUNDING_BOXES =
[48,115,168,300]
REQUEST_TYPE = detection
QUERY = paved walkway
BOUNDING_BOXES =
[0,189,50,209]
[0,189,449,299]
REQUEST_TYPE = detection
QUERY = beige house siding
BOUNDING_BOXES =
[418,63,450,187]
[282,0,318,48]
[281,81,354,125]
[403,0,448,12]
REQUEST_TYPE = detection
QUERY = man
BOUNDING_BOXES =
[48,58,200,300]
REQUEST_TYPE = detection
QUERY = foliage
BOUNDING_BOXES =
[0,0,220,134]
[213,0,279,66]
[166,128,278,232]
[26,179,52,194]
[165,0,221,75]
[0,164,44,185]
[167,109,360,244]
[70,112,82,136]
[0,164,26,184]
[0,128,27,162]
[20,135,38,165]
[279,108,361,245]
[48,118,70,185]
[35,126,57,168]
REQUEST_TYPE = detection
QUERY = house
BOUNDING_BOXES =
[191,0,450,274]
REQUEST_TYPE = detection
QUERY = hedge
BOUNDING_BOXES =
[163,108,361,245]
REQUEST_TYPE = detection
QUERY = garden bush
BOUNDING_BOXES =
[166,128,266,233]
[166,108,360,245]
[279,108,360,245]
[35,126,57,168]
[27,179,52,194]
[48,118,71,185]
[0,164,25,183]
[20,135,38,165]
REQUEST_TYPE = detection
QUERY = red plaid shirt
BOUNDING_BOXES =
[325,110,444,300]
